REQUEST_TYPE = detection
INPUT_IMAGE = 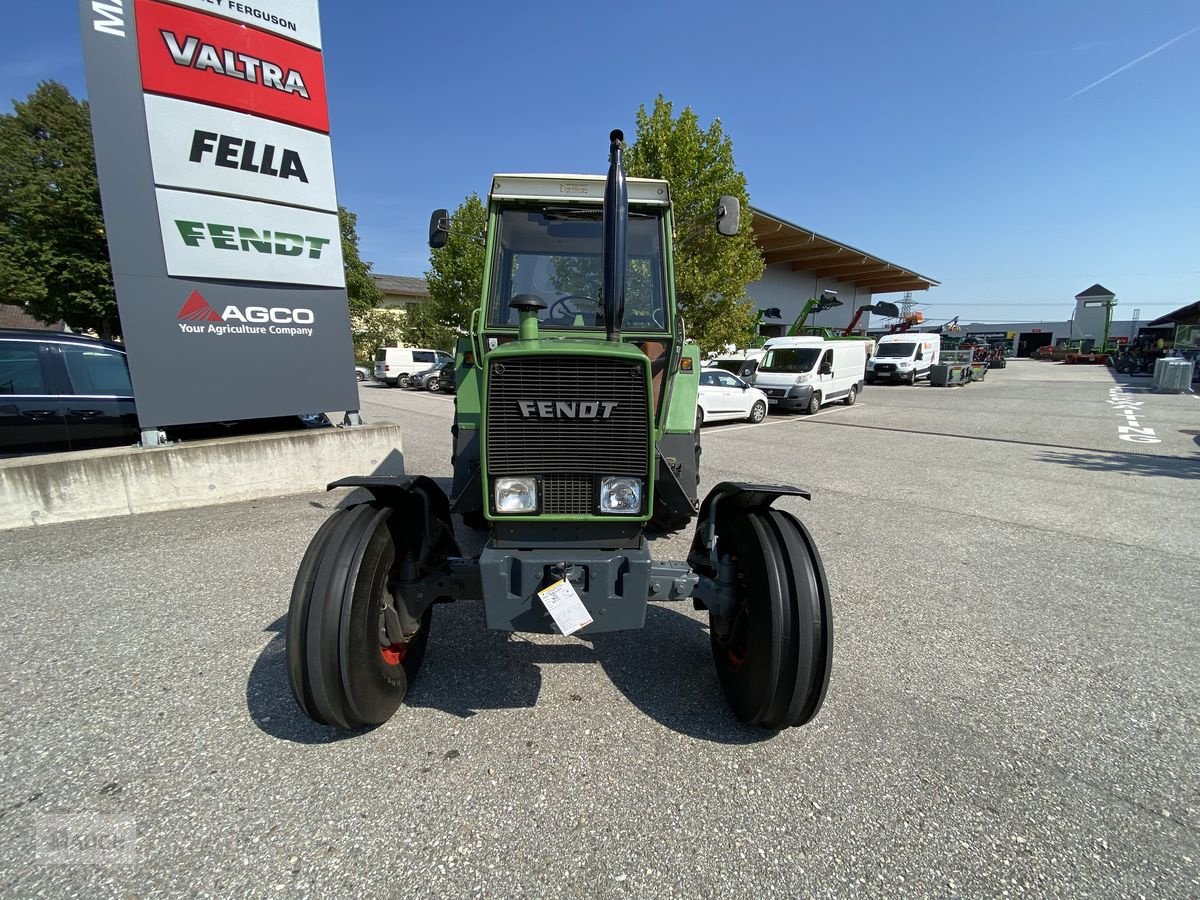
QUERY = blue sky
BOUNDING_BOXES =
[5,1,1198,325]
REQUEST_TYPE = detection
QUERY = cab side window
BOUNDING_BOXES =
[0,342,46,395]
[61,346,133,396]
[818,350,832,373]
[716,372,741,388]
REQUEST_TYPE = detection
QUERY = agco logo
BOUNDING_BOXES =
[176,290,315,337]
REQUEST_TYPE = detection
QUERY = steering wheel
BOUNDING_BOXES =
[546,294,601,324]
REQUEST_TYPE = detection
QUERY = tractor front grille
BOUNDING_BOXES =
[486,355,650,516]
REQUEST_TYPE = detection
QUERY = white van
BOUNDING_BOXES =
[866,333,940,385]
[749,336,867,414]
[373,347,452,387]
[704,348,765,379]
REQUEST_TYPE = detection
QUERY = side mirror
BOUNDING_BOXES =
[716,195,740,237]
[819,362,832,375]
[428,208,450,249]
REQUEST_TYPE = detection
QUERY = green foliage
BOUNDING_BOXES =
[0,81,117,336]
[339,206,383,318]
[626,95,763,352]
[418,192,486,346]
[350,308,405,362]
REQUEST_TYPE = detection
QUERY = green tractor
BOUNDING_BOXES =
[287,131,833,732]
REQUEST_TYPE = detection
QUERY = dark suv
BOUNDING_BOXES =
[1,329,138,454]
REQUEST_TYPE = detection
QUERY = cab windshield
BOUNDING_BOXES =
[486,206,668,331]
[759,347,821,373]
[875,342,917,358]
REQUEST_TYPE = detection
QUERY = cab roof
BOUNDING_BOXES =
[489,174,671,206]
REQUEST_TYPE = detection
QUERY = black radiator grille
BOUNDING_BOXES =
[541,474,593,515]
[486,356,650,515]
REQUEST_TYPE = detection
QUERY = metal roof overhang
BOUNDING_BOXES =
[751,208,940,295]
[1148,300,1200,327]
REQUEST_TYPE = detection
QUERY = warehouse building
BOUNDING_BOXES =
[747,208,939,336]
[956,285,1174,356]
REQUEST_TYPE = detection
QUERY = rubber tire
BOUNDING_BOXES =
[843,385,857,406]
[356,371,365,382]
[287,504,432,729]
[397,374,411,388]
[805,392,821,415]
[696,408,705,429]
[748,400,767,423]
[709,508,833,729]
[907,372,917,385]
[426,378,440,392]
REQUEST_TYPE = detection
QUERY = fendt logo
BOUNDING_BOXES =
[176,290,315,337]
[517,400,618,420]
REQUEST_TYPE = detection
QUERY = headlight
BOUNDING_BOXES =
[897,361,912,369]
[794,374,811,384]
[494,476,538,514]
[599,476,642,515]
[866,361,875,369]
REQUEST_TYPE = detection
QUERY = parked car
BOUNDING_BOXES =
[373,347,451,387]
[1,328,328,455]
[697,369,768,426]
[355,365,371,382]
[410,360,455,392]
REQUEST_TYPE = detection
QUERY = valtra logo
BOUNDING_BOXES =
[136,0,329,133]
[176,290,315,336]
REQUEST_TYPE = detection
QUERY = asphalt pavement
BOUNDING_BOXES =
[1,360,1197,897]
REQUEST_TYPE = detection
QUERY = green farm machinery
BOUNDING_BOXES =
[287,132,833,732]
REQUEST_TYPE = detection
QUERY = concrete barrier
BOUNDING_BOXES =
[0,424,404,531]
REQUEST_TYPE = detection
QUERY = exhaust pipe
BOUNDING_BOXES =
[602,129,627,343]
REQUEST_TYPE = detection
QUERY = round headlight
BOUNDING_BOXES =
[599,476,642,515]
[494,476,538,514]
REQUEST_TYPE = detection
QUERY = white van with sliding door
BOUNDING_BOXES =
[373,347,452,387]
[866,333,940,384]
[748,336,867,414]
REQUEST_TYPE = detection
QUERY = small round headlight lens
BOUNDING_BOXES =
[599,476,642,515]
[494,476,538,514]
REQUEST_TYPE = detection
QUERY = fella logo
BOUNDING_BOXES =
[176,290,315,336]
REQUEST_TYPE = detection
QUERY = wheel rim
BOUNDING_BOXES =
[751,402,765,422]
[380,642,408,667]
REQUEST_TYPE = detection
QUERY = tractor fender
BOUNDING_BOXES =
[327,475,460,569]
[687,481,811,576]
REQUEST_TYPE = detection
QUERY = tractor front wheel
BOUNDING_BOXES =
[710,508,832,730]
[287,504,431,729]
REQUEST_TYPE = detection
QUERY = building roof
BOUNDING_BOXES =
[750,208,939,295]
[371,274,430,298]
[1148,299,1200,327]
[0,303,67,331]
[1075,283,1115,299]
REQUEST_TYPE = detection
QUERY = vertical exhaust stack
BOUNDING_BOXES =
[602,129,628,343]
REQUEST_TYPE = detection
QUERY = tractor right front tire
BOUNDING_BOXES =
[287,503,431,729]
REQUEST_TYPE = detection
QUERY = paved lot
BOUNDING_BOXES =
[1,361,1197,897]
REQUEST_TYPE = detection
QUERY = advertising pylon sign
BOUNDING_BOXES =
[79,0,358,429]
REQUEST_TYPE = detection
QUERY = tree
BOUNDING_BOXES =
[0,81,117,336]
[339,205,382,318]
[625,95,763,352]
[416,192,486,349]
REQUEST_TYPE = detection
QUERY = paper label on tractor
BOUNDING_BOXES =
[537,580,593,635]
